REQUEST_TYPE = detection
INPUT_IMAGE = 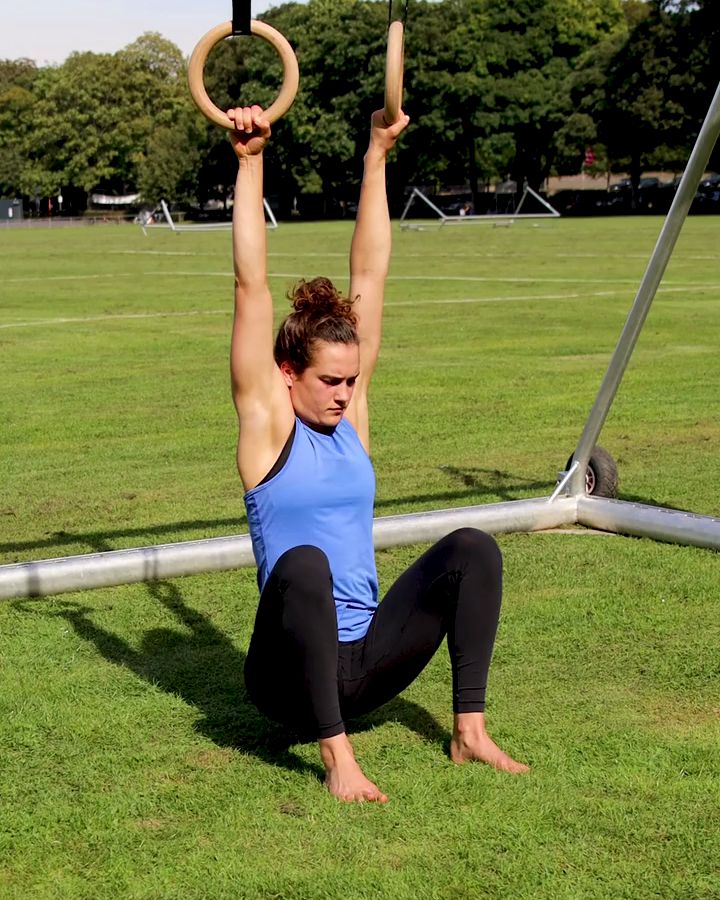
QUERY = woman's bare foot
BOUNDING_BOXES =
[319,733,389,803]
[450,712,529,774]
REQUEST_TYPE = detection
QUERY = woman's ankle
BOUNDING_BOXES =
[318,732,355,769]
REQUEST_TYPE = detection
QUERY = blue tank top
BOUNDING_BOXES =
[244,417,378,642]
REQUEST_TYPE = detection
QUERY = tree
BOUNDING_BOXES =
[2,0,713,216]
[20,35,189,208]
[123,34,202,205]
[556,21,630,177]
[471,0,625,190]
[685,0,720,170]
[599,2,698,198]
[394,0,625,200]
[136,107,205,205]
[0,59,38,196]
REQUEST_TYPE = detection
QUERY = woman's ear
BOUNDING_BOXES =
[279,361,295,388]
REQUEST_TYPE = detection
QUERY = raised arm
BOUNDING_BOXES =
[228,106,294,489]
[346,110,409,448]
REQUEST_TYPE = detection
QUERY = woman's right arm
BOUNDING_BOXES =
[228,106,293,489]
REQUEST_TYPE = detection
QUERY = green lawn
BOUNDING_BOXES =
[1,217,719,898]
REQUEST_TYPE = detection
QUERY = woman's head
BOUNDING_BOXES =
[275,278,360,429]
[274,277,358,374]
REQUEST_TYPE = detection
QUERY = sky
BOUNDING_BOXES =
[1,0,308,66]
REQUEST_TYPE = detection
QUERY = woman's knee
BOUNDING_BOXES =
[434,527,503,580]
[272,544,332,587]
[266,545,336,620]
[440,528,502,572]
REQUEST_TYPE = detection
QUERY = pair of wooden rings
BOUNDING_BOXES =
[188,18,405,130]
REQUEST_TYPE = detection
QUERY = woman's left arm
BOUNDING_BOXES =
[346,110,409,450]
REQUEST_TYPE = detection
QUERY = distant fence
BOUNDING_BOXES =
[0,216,135,229]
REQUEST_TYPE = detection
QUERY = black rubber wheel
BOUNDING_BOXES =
[565,446,619,498]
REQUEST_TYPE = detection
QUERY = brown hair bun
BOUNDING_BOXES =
[274,277,359,373]
[289,277,357,326]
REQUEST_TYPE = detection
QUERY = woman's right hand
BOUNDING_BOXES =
[367,108,410,158]
[228,106,271,159]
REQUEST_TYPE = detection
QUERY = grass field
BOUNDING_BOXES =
[1,217,719,898]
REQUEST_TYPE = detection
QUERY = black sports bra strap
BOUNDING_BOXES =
[257,423,296,486]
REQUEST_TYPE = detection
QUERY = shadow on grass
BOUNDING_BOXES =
[1,465,553,559]
[20,576,449,785]
[436,465,550,503]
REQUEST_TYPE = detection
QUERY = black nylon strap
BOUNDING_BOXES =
[388,0,409,29]
[232,0,252,35]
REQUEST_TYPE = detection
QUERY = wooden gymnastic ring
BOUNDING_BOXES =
[188,20,299,129]
[384,20,404,125]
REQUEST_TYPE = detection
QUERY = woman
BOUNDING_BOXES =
[229,105,528,803]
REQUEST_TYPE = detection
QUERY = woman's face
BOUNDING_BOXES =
[282,340,360,430]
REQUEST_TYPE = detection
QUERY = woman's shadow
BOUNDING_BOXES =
[35,579,449,782]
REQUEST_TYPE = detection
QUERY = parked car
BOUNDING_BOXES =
[695,173,720,210]
[699,173,720,190]
[606,176,662,211]
[608,176,661,192]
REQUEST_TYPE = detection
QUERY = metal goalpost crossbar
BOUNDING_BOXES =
[399,185,560,230]
[1,80,719,602]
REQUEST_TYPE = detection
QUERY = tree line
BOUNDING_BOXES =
[0,0,717,217]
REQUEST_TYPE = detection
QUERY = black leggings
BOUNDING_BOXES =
[244,528,503,740]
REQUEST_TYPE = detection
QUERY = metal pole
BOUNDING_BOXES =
[160,199,177,231]
[568,80,720,495]
[263,197,278,229]
[514,186,560,217]
[578,496,720,551]
[399,187,419,224]
[0,496,577,601]
[399,188,448,223]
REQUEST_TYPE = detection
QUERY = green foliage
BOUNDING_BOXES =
[0,59,38,196]
[0,0,716,209]
[0,34,190,205]
[565,0,718,183]
[135,97,205,205]
[603,4,696,177]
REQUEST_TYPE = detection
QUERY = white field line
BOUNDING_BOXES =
[389,284,720,306]
[2,284,718,330]
[109,250,205,256]
[108,250,349,258]
[555,253,720,261]
[3,272,233,285]
[0,309,228,329]
[5,273,141,283]
[6,270,720,287]
[107,249,720,262]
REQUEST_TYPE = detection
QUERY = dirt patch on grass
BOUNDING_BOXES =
[645,705,720,734]
[135,818,171,830]
[186,747,234,769]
